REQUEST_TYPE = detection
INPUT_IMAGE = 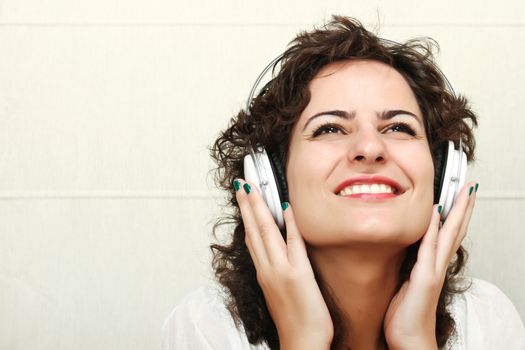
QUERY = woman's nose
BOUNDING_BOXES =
[346,128,387,165]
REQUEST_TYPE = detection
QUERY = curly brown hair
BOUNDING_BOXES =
[210,15,478,349]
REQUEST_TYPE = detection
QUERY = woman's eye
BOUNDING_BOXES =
[385,122,417,136]
[312,123,345,137]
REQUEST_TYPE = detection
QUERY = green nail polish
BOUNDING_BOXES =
[437,205,442,214]
[233,180,241,192]
[281,202,289,211]
[469,186,474,196]
[243,183,251,194]
[475,183,479,192]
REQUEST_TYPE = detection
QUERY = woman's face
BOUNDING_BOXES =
[286,59,434,247]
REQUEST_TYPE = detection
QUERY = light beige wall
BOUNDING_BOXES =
[1,1,523,349]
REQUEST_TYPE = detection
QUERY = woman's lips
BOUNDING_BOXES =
[334,175,404,196]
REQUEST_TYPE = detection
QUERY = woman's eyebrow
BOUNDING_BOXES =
[379,109,422,125]
[302,110,356,131]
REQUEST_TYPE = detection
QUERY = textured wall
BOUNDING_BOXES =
[1,1,524,349]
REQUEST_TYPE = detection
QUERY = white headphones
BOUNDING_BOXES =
[243,45,468,229]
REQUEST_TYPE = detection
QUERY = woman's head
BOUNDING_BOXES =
[213,15,476,211]
[211,15,477,349]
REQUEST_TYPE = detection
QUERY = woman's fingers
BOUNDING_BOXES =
[282,202,309,266]
[415,204,441,271]
[244,180,288,266]
[235,179,287,267]
[456,183,477,248]
[435,181,477,271]
[235,179,268,267]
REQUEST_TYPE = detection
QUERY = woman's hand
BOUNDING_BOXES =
[234,179,333,350]
[384,182,478,350]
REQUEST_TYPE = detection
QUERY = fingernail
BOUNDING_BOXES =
[469,186,474,196]
[243,183,251,194]
[281,202,289,211]
[233,179,241,192]
[475,183,479,193]
[437,205,442,214]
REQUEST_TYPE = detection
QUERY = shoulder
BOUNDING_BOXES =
[462,278,524,327]
[161,285,267,350]
[448,277,525,349]
[162,286,227,330]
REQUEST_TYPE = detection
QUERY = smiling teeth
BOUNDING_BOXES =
[339,184,395,196]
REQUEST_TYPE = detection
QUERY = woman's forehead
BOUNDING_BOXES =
[302,59,422,118]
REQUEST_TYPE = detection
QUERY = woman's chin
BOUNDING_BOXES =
[302,220,426,248]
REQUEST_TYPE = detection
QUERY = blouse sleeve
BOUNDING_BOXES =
[464,278,525,350]
[161,286,265,350]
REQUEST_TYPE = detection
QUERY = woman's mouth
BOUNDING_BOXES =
[338,183,398,196]
[335,175,404,198]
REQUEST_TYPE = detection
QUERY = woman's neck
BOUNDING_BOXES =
[308,244,407,350]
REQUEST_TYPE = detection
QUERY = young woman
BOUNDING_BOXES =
[163,16,525,349]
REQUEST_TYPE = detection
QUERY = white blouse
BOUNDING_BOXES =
[162,278,525,350]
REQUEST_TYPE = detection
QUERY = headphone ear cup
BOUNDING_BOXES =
[243,149,285,229]
[433,142,449,204]
[436,141,468,220]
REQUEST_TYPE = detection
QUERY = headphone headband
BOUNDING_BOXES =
[245,38,456,114]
